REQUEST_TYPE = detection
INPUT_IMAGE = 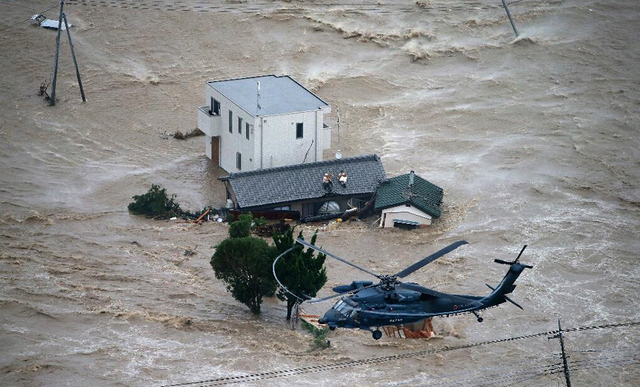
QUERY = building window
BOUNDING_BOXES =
[210,98,220,115]
[296,122,303,139]
[236,152,242,170]
[245,122,250,140]
[228,110,233,133]
[238,117,243,134]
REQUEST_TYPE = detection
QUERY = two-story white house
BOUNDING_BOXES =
[197,75,332,173]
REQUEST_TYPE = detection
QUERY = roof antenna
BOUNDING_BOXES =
[256,81,261,115]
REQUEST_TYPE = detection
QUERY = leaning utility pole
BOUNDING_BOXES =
[549,319,572,387]
[50,0,86,106]
[501,0,520,38]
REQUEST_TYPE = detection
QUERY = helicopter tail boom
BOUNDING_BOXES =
[481,260,531,309]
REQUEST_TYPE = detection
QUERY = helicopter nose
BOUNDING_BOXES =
[318,309,342,326]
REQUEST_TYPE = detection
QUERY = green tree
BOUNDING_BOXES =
[229,213,266,238]
[128,184,182,218]
[210,237,277,314]
[273,228,327,320]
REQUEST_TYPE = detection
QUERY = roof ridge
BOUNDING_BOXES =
[207,74,278,85]
[226,154,380,179]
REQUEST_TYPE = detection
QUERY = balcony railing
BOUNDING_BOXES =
[197,106,221,137]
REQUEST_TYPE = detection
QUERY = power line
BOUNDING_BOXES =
[0,2,61,32]
[62,0,509,15]
[160,320,640,386]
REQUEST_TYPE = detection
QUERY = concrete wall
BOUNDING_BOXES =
[199,85,255,173]
[254,110,323,169]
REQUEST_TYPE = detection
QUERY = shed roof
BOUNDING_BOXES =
[207,75,329,117]
[374,172,443,218]
[222,154,386,209]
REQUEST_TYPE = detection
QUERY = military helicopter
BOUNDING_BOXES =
[286,239,532,340]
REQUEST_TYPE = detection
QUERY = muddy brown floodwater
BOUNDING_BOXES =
[1,1,639,386]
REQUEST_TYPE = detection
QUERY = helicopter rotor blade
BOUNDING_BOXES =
[307,292,348,304]
[515,244,527,262]
[398,282,482,307]
[394,240,469,279]
[504,295,524,310]
[308,282,379,304]
[296,238,381,279]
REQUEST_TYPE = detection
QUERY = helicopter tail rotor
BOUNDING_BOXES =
[494,245,533,268]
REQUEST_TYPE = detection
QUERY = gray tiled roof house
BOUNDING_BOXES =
[220,154,386,213]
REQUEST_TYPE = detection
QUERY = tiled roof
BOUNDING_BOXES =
[207,75,329,116]
[223,155,386,209]
[374,172,443,218]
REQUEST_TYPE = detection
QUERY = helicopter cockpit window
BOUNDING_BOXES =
[334,300,350,314]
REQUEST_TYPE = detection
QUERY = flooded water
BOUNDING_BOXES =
[1,0,639,386]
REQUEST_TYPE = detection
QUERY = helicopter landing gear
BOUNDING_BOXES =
[372,329,383,340]
[472,311,483,323]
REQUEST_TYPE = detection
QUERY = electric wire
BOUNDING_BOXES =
[0,2,61,32]
[63,0,531,16]
[159,320,640,386]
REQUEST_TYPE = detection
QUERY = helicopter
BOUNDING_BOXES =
[285,239,533,340]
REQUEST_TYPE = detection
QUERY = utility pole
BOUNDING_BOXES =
[501,0,520,38]
[549,319,572,387]
[50,0,86,106]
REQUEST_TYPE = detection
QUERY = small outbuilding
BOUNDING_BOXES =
[375,171,443,228]
[220,154,386,219]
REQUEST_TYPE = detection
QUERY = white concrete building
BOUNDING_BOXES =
[197,75,332,173]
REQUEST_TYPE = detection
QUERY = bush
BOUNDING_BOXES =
[228,213,266,238]
[301,320,330,350]
[128,184,182,219]
[229,213,254,238]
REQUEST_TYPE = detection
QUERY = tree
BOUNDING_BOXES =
[128,184,182,218]
[229,213,266,238]
[273,228,327,320]
[210,237,277,314]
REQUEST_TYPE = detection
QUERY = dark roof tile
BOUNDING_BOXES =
[374,172,443,218]
[224,154,386,209]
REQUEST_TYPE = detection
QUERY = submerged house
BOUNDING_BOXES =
[375,171,443,228]
[197,75,332,173]
[220,154,386,219]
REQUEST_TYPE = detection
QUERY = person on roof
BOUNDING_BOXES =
[322,173,333,192]
[338,170,347,188]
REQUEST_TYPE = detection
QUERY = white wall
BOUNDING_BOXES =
[380,205,433,228]
[203,85,255,173]
[256,111,321,169]
[201,83,330,173]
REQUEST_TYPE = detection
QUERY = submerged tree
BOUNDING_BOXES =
[210,237,277,314]
[128,184,182,219]
[228,213,265,239]
[273,228,327,320]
